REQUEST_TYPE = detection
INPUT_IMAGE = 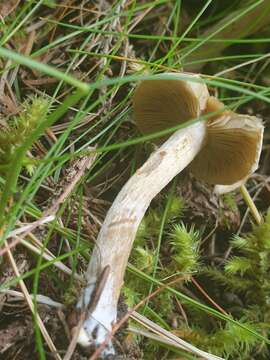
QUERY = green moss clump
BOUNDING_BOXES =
[169,223,200,274]
[0,96,49,174]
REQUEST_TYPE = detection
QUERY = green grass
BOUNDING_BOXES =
[0,0,269,359]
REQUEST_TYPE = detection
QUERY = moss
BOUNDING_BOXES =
[125,196,270,358]
[0,96,49,174]
[169,223,200,274]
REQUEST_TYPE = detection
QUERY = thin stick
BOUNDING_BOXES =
[0,215,55,256]
[1,289,64,309]
[191,277,228,315]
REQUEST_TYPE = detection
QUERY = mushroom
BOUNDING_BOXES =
[73,73,264,357]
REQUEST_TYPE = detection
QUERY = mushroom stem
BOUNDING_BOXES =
[76,121,206,355]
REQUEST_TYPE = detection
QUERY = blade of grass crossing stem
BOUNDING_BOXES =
[7,77,268,174]
[2,48,270,104]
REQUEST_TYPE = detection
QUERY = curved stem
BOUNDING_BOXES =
[75,121,206,355]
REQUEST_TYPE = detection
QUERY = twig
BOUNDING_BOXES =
[0,289,64,309]
[191,277,228,315]
[0,215,55,256]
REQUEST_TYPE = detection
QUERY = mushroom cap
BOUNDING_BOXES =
[133,73,209,141]
[133,74,264,187]
[189,113,264,185]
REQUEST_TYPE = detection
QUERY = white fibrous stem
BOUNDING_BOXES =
[76,121,206,355]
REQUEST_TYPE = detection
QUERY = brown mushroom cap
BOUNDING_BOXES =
[189,113,263,185]
[133,74,209,141]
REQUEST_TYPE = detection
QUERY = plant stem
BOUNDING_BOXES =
[240,184,262,225]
